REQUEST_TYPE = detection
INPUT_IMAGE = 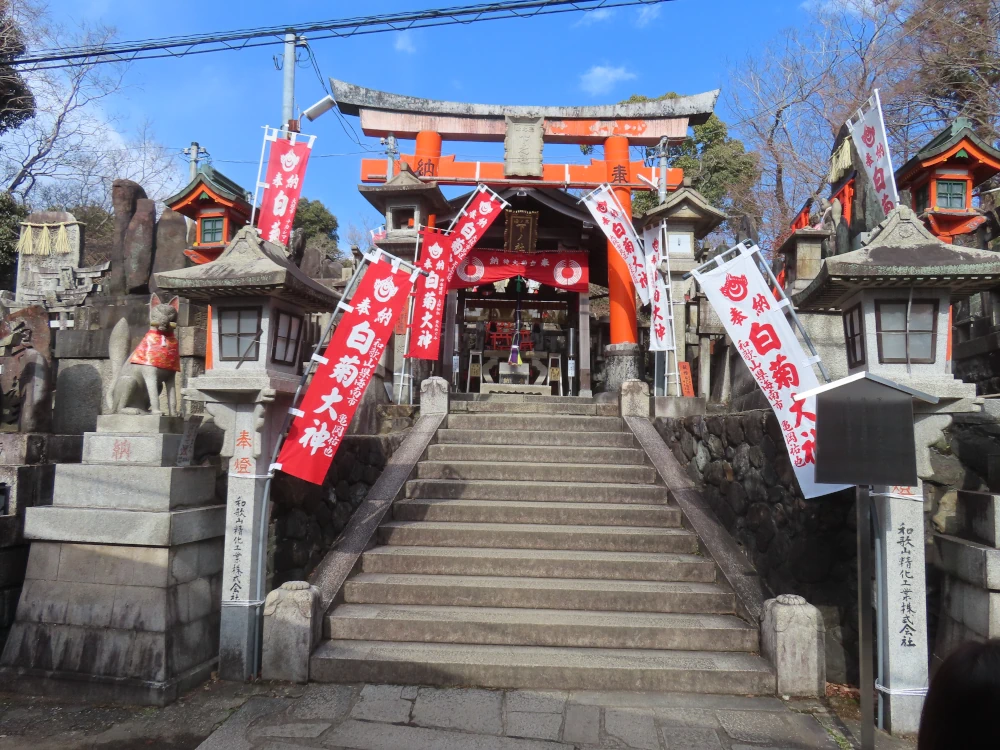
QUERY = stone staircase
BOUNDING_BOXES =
[311,395,775,694]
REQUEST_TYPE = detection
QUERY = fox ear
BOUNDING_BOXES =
[149,293,161,308]
[168,296,180,312]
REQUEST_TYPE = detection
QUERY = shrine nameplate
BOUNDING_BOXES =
[504,116,544,177]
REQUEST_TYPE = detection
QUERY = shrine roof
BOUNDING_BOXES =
[332,79,718,122]
[440,186,594,227]
[154,226,338,312]
[792,205,1000,310]
[636,186,726,238]
[895,118,1000,186]
[163,165,253,215]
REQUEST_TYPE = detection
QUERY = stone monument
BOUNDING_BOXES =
[0,413,224,705]
[0,306,53,433]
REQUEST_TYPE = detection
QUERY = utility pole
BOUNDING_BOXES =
[383,134,398,181]
[282,31,296,132]
[182,142,209,180]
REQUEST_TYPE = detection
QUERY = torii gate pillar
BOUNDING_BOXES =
[605,135,638,345]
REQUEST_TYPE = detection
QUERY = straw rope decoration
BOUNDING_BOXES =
[15,222,80,255]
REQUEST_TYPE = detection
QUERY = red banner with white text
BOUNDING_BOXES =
[257,135,313,246]
[449,250,589,293]
[445,186,505,279]
[277,255,414,483]
[405,229,450,361]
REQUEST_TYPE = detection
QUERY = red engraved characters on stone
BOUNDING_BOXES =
[730,308,747,326]
[768,354,799,389]
[720,273,748,302]
[748,322,781,356]
[232,456,253,474]
[112,439,131,461]
[236,430,253,449]
[751,293,771,316]
[862,124,876,148]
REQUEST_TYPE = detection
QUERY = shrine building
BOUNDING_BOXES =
[164,165,254,265]
[333,78,721,394]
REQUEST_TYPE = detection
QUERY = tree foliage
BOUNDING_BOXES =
[0,189,26,267]
[294,197,341,262]
[0,1,34,137]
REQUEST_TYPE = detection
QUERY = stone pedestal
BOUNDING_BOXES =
[619,380,650,418]
[261,581,321,683]
[761,594,826,697]
[0,415,224,705]
[603,343,642,393]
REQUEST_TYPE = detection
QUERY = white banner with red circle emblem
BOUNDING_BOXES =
[692,244,849,499]
[581,184,649,305]
[446,250,589,293]
[846,89,898,215]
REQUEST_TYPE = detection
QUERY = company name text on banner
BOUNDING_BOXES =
[278,255,414,484]
[582,184,649,305]
[406,229,450,361]
[846,90,898,216]
[643,222,672,352]
[257,132,314,246]
[449,249,589,293]
[692,245,849,499]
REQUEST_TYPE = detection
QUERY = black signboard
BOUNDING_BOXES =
[814,377,918,487]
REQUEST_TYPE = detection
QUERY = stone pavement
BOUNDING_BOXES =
[198,684,916,750]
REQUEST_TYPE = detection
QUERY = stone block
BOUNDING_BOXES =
[620,379,651,418]
[957,490,1000,548]
[760,594,825,697]
[53,464,216,511]
[151,207,189,295]
[654,396,707,419]
[0,464,55,517]
[177,326,207,357]
[82,432,183,466]
[96,414,184,434]
[52,359,109,434]
[412,687,502,735]
[935,534,1000,590]
[24,504,226,547]
[261,581,322,683]
[420,376,449,414]
[170,612,219,674]
[0,515,19,548]
[941,576,1000,638]
[24,542,60,581]
[562,704,599,745]
[0,434,48,465]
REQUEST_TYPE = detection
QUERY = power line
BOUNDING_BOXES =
[14,0,674,71]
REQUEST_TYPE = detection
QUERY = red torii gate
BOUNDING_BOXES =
[332,78,719,345]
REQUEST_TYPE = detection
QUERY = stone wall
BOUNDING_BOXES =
[654,411,859,682]
[269,432,408,587]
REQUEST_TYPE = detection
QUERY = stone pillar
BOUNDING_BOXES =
[0,414,224,705]
[205,393,285,681]
[604,135,637,346]
[578,292,592,397]
[698,338,712,399]
[619,380,650,418]
[761,594,826,697]
[261,581,321,683]
[873,481,929,735]
[110,180,147,296]
[603,342,642,393]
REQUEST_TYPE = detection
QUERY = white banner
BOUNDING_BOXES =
[582,184,649,305]
[847,89,898,215]
[643,222,672,352]
[692,245,850,499]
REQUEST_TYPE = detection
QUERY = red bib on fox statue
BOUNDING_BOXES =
[129,329,180,371]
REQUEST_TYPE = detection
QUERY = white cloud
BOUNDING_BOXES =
[579,65,636,97]
[394,31,416,54]
[573,8,613,27]
[636,5,661,27]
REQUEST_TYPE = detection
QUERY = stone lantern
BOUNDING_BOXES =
[155,226,339,680]
[357,166,451,264]
[791,205,1000,735]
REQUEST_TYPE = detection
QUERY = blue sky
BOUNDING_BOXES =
[55,0,809,237]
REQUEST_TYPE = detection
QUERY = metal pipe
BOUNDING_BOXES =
[282,32,295,129]
[857,485,875,750]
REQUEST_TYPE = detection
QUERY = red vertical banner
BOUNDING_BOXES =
[257,133,314,246]
[406,229,450,361]
[277,255,415,484]
[446,186,505,279]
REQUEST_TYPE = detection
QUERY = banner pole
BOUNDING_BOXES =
[250,126,272,228]
[398,231,421,403]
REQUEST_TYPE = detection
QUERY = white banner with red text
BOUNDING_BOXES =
[277,254,415,483]
[256,129,315,246]
[406,229,451,361]
[449,249,589,293]
[692,244,849,499]
[643,222,672,352]
[582,184,649,305]
[846,89,898,215]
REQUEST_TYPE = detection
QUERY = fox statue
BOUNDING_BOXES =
[104,294,181,416]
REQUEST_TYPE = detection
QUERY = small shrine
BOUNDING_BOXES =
[163,165,253,265]
[894,118,1000,243]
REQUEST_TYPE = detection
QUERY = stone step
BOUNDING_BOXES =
[426,444,647,465]
[434,429,635,448]
[392,499,682,528]
[415,461,657,484]
[310,641,776,694]
[53,465,218,511]
[344,573,732,613]
[326,604,758,651]
[405,479,669,504]
[360,546,717,583]
[445,414,623,433]
[377,521,698,554]
[449,401,612,416]
[451,394,596,405]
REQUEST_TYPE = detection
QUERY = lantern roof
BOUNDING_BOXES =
[895,118,1000,188]
[636,186,727,238]
[154,226,339,312]
[358,167,452,214]
[792,205,1000,310]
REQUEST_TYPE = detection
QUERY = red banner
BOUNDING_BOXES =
[405,229,450,361]
[277,256,414,484]
[258,136,313,246]
[448,250,589,293]
[445,187,504,279]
